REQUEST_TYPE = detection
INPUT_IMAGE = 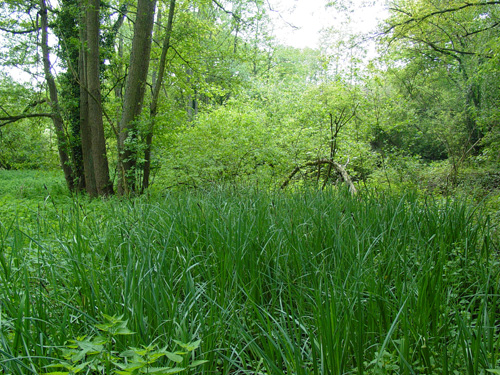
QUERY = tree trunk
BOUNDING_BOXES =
[142,0,176,192]
[86,0,114,196]
[78,7,98,197]
[39,0,75,191]
[56,0,86,191]
[118,0,157,195]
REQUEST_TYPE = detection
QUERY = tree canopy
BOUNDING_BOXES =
[0,0,499,195]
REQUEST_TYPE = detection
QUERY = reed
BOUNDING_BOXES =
[0,187,498,374]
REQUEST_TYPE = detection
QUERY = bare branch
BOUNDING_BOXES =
[281,159,357,194]
[0,26,39,34]
[212,0,242,22]
[385,1,500,34]
[0,113,53,127]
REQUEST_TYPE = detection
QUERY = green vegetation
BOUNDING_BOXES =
[0,172,499,374]
[1,0,500,373]
[1,0,500,198]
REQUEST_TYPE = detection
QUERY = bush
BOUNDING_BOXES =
[156,100,287,189]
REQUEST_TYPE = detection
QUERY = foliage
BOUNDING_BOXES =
[45,314,206,375]
[380,0,500,172]
[0,171,499,374]
[0,0,499,196]
[0,75,58,169]
[157,99,284,188]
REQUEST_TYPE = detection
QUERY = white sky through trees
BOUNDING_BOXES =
[267,0,388,49]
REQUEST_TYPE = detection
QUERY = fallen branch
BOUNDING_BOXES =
[281,159,357,195]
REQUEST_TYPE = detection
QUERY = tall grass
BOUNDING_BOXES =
[0,186,499,374]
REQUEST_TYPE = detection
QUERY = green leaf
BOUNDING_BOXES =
[113,326,135,335]
[148,351,167,361]
[189,360,208,368]
[76,340,103,353]
[165,351,183,363]
[115,371,133,375]
[173,339,201,351]
[114,361,146,372]
[73,361,93,373]
[144,367,185,374]
[92,335,109,345]
[102,313,124,322]
[486,370,500,374]
[70,349,87,363]
[44,363,71,369]
[95,323,113,332]
[120,349,139,357]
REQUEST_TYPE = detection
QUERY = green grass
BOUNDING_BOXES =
[0,172,499,374]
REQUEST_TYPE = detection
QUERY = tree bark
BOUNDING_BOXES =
[118,0,157,195]
[86,0,114,196]
[142,0,176,192]
[39,0,75,191]
[78,6,98,197]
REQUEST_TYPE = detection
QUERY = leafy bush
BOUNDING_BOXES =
[157,100,287,188]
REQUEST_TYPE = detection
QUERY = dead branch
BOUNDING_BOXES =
[281,159,357,195]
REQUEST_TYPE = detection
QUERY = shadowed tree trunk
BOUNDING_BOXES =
[118,0,157,195]
[78,5,97,196]
[85,0,114,196]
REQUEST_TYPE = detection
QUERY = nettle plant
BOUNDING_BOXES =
[45,314,207,375]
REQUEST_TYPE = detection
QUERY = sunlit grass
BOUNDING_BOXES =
[0,183,499,374]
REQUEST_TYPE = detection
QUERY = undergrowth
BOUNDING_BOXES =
[0,173,499,374]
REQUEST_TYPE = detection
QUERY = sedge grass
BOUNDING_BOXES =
[0,186,499,374]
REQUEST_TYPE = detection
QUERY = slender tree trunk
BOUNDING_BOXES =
[39,0,75,191]
[118,0,157,195]
[86,0,114,196]
[142,0,176,192]
[78,7,98,197]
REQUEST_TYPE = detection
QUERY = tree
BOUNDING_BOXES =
[142,0,176,192]
[117,0,157,195]
[0,0,289,193]
[82,0,114,196]
[0,75,56,169]
[384,0,500,153]
[40,0,76,191]
[54,0,85,191]
[0,0,116,196]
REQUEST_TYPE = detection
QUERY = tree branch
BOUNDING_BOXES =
[281,159,357,194]
[211,0,242,22]
[0,26,39,34]
[408,35,488,59]
[23,98,48,113]
[385,1,500,34]
[0,113,53,127]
